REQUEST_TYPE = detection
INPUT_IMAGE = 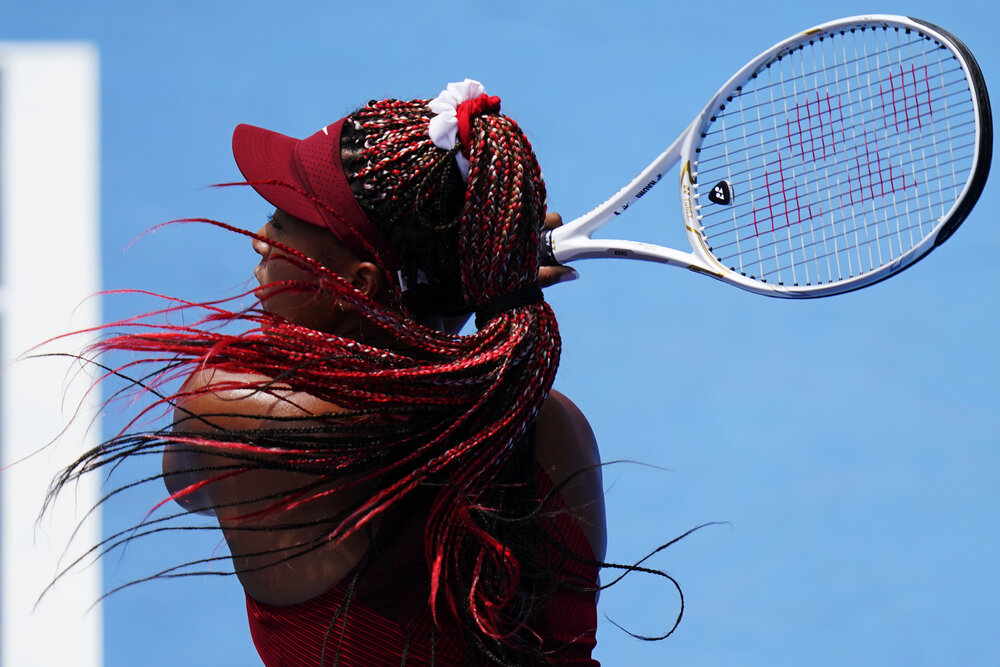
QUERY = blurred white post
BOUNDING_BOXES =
[0,44,102,667]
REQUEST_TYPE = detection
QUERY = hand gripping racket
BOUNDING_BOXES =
[542,15,992,297]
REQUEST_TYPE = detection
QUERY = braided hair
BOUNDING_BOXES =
[339,97,562,662]
[49,92,566,664]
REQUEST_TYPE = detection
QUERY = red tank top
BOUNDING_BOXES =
[246,470,600,666]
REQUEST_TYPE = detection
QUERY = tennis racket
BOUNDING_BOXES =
[542,15,992,297]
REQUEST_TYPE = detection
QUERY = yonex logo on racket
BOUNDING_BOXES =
[708,181,733,205]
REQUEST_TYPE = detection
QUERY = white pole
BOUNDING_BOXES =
[0,43,102,667]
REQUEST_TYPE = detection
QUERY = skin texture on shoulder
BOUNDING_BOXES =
[167,367,377,604]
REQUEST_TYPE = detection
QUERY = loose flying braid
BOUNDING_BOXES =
[49,96,564,664]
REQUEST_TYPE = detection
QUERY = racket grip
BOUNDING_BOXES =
[539,229,560,266]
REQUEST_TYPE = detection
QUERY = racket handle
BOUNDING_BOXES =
[539,229,560,266]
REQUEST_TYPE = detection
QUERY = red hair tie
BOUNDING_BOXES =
[456,94,502,158]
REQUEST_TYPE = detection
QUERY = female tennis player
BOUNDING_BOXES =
[56,79,606,666]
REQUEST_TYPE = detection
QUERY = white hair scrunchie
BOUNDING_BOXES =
[427,79,488,180]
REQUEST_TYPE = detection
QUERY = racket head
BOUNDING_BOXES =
[679,15,991,297]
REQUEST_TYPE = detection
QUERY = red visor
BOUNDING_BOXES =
[232,118,400,272]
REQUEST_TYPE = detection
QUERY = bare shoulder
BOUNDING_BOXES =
[538,390,596,446]
[535,389,606,560]
[172,366,343,433]
[163,367,373,603]
[163,366,344,515]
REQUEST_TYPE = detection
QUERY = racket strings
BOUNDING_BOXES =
[711,203,948,284]
[705,37,949,116]
[697,79,972,172]
[701,131,977,236]
[693,24,979,285]
[702,62,966,171]
[698,122,976,209]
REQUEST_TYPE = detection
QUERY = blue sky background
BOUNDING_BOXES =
[4,1,999,665]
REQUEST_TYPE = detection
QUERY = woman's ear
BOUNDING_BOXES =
[352,261,384,298]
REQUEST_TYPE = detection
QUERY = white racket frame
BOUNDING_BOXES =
[546,15,991,297]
